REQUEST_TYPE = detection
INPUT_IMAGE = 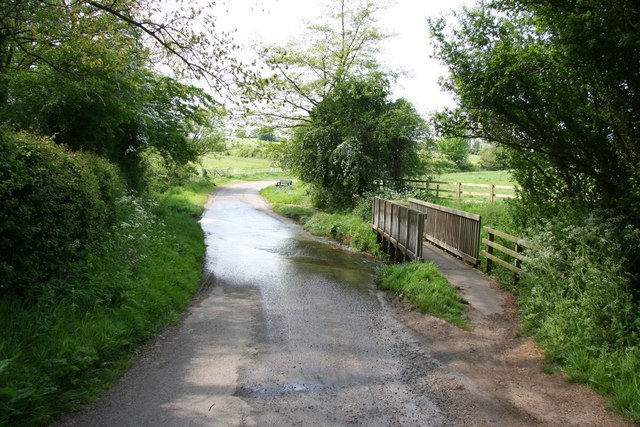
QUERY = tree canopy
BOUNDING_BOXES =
[0,0,237,189]
[430,0,640,222]
[251,0,390,124]
[279,73,427,208]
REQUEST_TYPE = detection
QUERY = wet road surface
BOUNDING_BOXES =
[56,181,496,426]
[201,182,447,425]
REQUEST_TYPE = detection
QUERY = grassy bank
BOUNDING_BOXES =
[260,182,470,329]
[376,262,470,329]
[0,179,214,426]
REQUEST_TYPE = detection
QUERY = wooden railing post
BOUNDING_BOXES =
[488,184,495,202]
[514,243,522,283]
[405,207,411,262]
[455,182,461,200]
[485,231,494,274]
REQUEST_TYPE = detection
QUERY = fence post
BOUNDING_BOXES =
[456,182,461,200]
[488,184,495,202]
[485,230,494,274]
[405,208,411,261]
[513,242,522,283]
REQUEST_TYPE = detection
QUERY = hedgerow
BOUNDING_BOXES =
[0,129,125,295]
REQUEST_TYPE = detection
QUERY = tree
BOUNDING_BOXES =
[0,0,236,189]
[280,74,426,208]
[437,137,469,170]
[250,0,389,124]
[0,0,243,92]
[430,0,640,221]
[234,128,248,139]
[252,125,277,141]
[478,144,510,171]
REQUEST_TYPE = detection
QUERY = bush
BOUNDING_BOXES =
[0,130,125,295]
[477,145,510,171]
[519,211,640,418]
[0,184,207,426]
[521,211,640,352]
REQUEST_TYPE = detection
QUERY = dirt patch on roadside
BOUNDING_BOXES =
[390,284,630,426]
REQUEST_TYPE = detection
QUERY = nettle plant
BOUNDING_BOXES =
[521,211,640,354]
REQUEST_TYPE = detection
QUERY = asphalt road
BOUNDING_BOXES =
[54,181,511,426]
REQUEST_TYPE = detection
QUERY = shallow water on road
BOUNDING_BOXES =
[200,182,449,425]
[54,182,621,427]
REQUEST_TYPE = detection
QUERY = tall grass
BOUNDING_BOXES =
[376,262,470,329]
[0,179,213,426]
[518,212,640,421]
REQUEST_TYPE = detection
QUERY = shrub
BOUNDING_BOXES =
[520,211,640,352]
[0,183,207,426]
[519,211,640,417]
[0,130,125,295]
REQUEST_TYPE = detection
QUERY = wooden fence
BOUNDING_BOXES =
[378,178,517,202]
[409,198,481,266]
[372,197,424,261]
[481,227,533,281]
[203,168,232,178]
[202,168,283,177]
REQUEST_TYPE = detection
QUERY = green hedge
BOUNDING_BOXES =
[0,130,125,295]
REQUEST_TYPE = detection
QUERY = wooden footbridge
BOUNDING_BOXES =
[372,197,482,266]
[372,196,532,281]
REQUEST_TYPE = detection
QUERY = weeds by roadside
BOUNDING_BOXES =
[0,179,213,427]
[376,262,470,329]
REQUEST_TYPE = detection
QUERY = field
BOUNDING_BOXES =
[201,155,273,171]
[434,170,515,186]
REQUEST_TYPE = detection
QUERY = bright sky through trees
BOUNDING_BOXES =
[214,0,471,114]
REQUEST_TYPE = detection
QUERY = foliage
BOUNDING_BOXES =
[477,144,510,171]
[279,74,427,209]
[376,262,469,328]
[223,138,272,159]
[0,0,232,190]
[0,130,125,295]
[431,0,640,292]
[522,212,640,351]
[234,129,248,138]
[251,125,277,141]
[253,0,390,123]
[0,179,211,426]
[0,0,244,91]
[437,137,469,170]
[518,211,640,420]
[430,0,640,225]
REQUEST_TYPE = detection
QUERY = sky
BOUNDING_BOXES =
[214,0,472,115]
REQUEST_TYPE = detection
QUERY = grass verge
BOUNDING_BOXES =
[376,262,470,329]
[260,183,381,256]
[0,178,214,427]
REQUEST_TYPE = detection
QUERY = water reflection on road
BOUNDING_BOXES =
[200,181,445,425]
